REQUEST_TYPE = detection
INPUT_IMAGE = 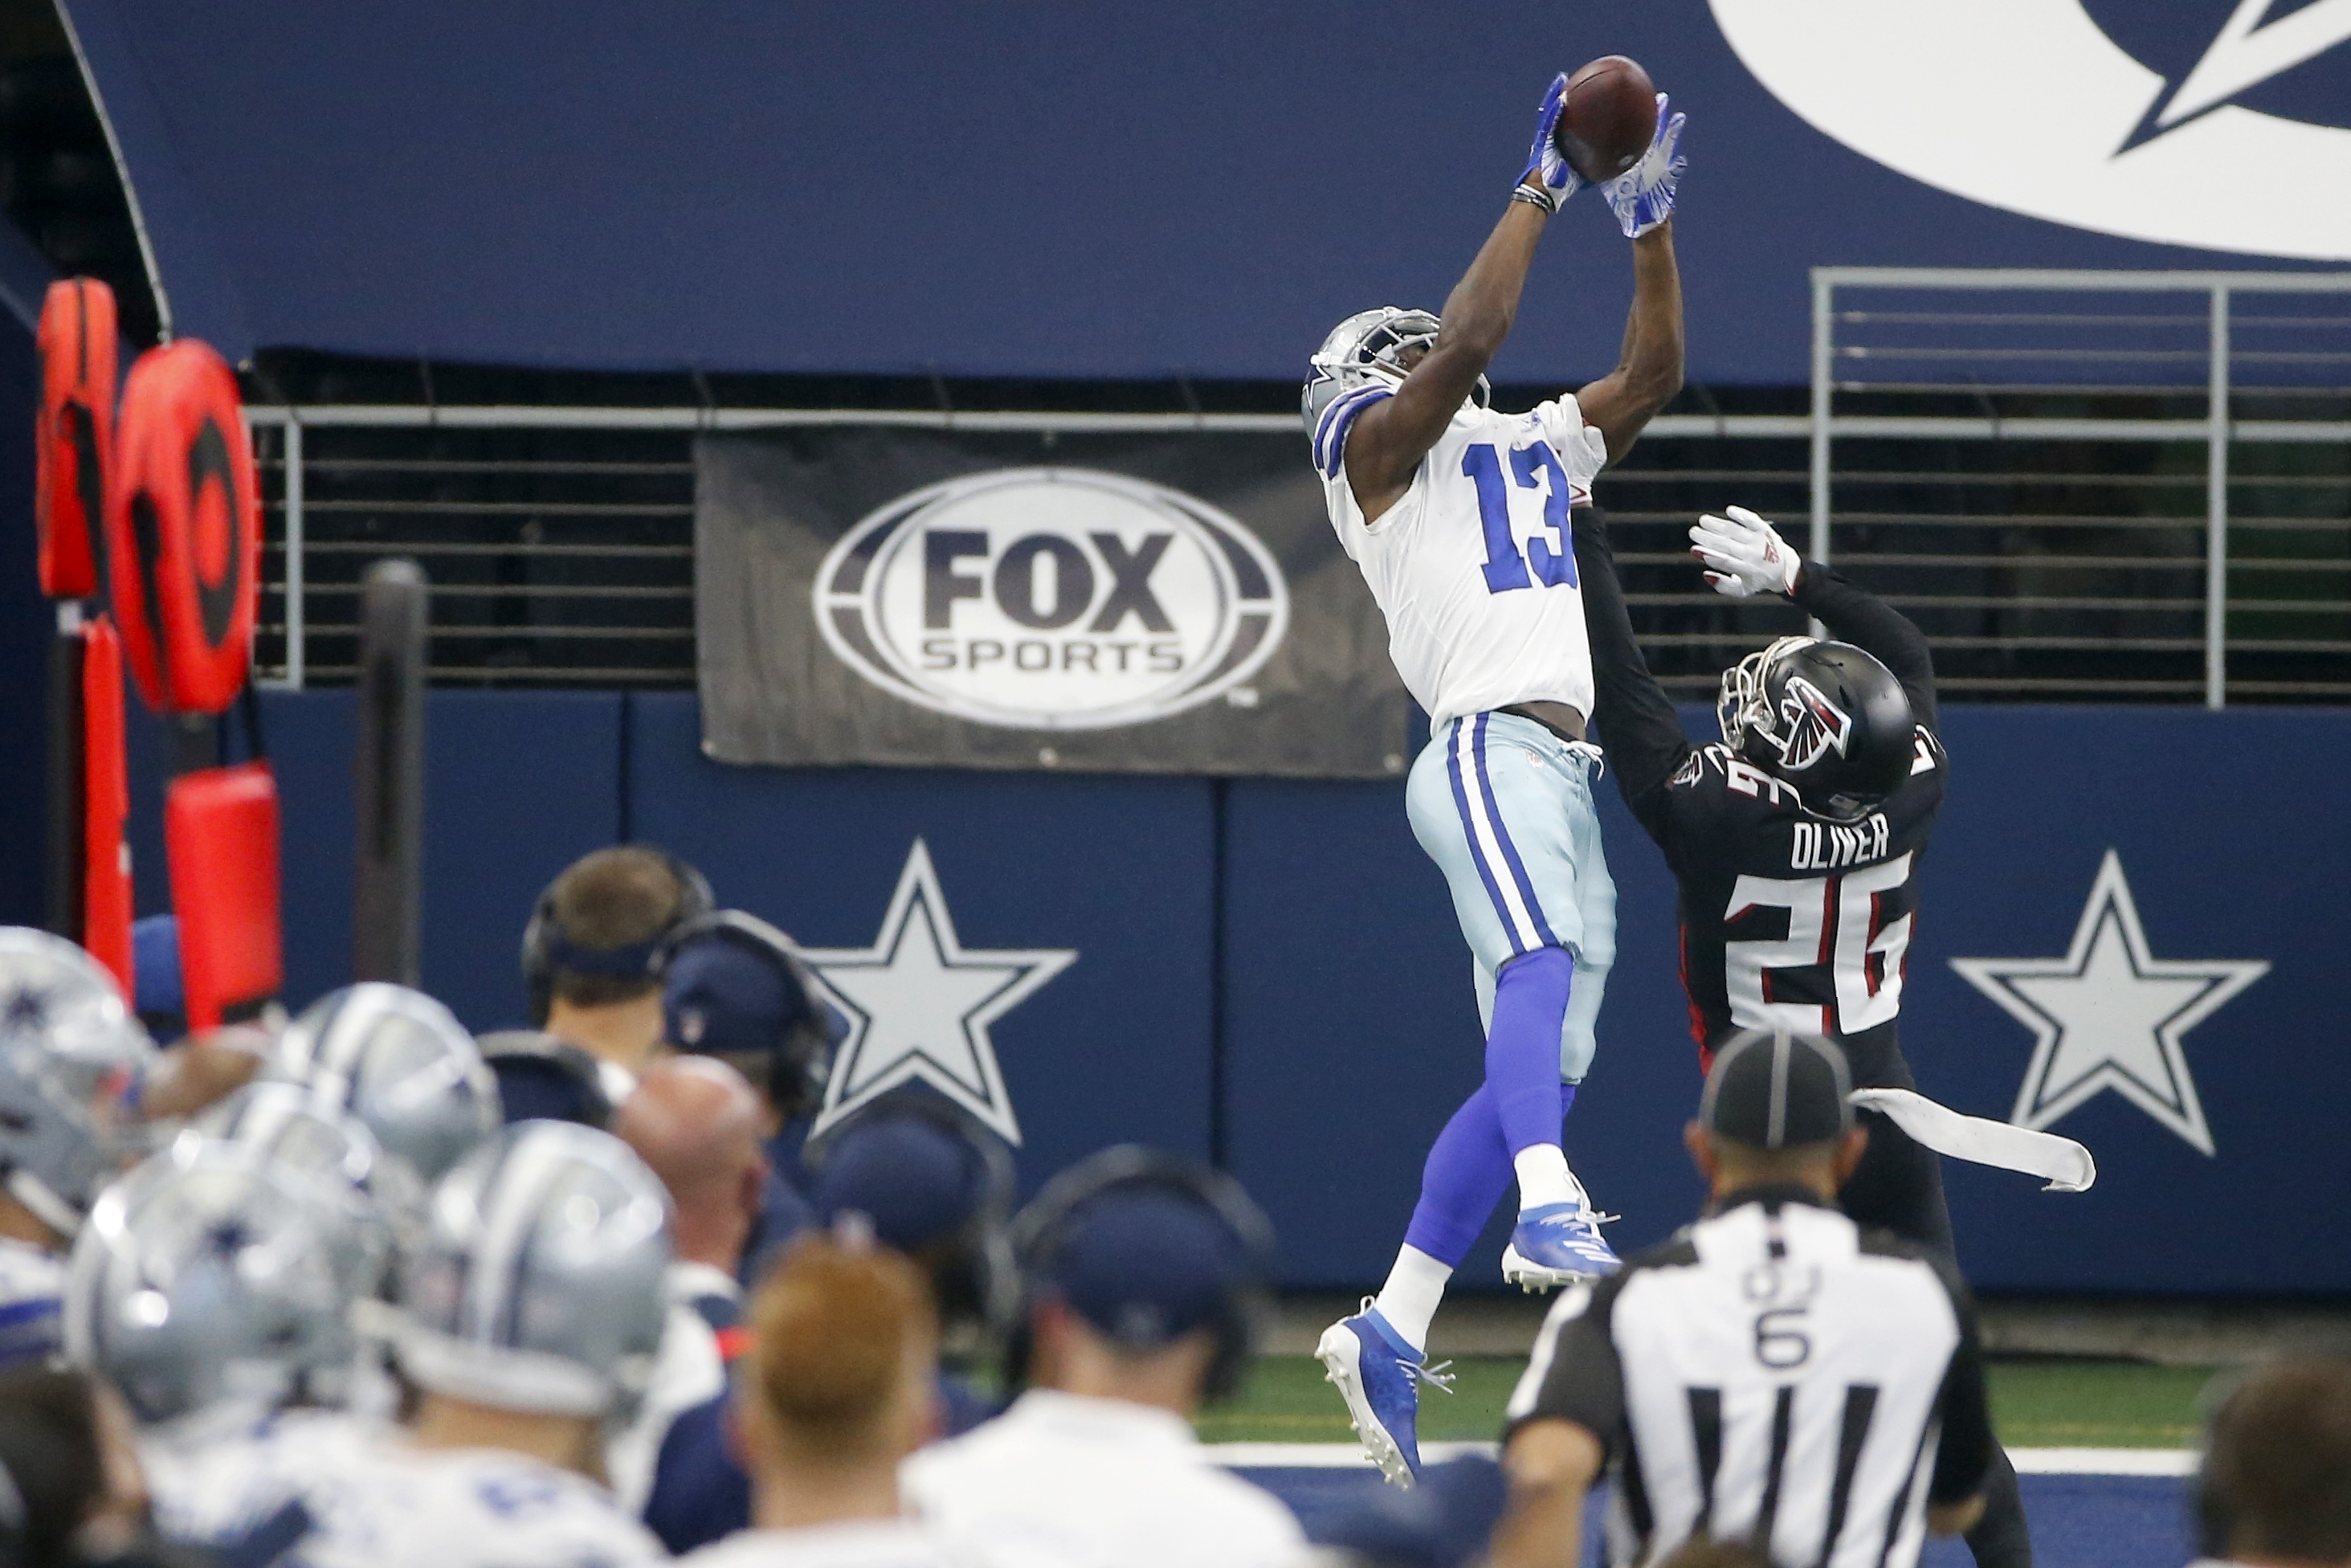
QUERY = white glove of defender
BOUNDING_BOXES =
[1689,505,1800,598]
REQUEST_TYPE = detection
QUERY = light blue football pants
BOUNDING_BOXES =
[1404,711,1617,1084]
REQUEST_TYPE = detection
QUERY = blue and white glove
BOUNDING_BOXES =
[1600,93,1686,239]
[1690,505,1800,598]
[1517,72,1582,213]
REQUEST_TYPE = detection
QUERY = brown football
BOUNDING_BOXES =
[1552,55,1658,183]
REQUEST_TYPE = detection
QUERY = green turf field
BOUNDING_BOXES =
[1199,1357,2218,1449]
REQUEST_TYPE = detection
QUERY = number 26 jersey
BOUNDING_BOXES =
[1316,391,1607,726]
[1647,729,1946,1054]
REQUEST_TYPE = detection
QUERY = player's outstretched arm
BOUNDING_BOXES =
[1690,506,1941,733]
[1577,96,1688,465]
[1345,77,1580,522]
[1345,202,1548,521]
[1573,507,1693,842]
[1574,223,1684,467]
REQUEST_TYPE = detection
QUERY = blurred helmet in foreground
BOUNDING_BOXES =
[64,1139,378,1424]
[0,928,157,1234]
[266,984,500,1186]
[397,1121,671,1419]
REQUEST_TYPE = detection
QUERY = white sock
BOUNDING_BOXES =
[1370,1245,1451,1355]
[1513,1144,1584,1212]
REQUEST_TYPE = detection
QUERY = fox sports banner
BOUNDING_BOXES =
[694,427,1414,777]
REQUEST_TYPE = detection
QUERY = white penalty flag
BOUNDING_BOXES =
[1851,1088,2097,1193]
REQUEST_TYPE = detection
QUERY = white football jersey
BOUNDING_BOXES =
[0,1236,63,1368]
[682,1520,973,1568]
[144,1407,381,1547]
[1315,390,1608,726]
[157,1423,663,1568]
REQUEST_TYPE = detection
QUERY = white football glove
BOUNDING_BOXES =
[1517,72,1583,213]
[1600,93,1686,239]
[1689,505,1800,598]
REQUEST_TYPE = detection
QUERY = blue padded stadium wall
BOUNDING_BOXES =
[111,690,2351,1298]
[0,314,47,927]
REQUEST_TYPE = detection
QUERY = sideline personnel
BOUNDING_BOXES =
[2194,1358,2351,1568]
[522,847,712,1076]
[1492,1031,1992,1568]
[901,1146,1304,1568]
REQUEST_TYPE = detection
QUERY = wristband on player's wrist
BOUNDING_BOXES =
[1511,182,1557,214]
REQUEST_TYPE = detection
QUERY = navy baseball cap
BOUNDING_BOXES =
[812,1111,987,1249]
[1043,1186,1252,1348]
[662,936,814,1057]
[1700,1029,1855,1149]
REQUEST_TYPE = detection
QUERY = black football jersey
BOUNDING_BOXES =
[1572,509,1947,1056]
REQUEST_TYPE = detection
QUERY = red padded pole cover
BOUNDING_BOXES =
[165,762,283,1030]
[80,617,133,993]
[35,279,117,600]
[106,339,259,715]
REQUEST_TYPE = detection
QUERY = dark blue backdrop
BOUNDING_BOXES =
[97,689,2351,1296]
[59,0,2341,385]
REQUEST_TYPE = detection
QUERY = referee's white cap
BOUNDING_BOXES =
[1700,1029,1855,1149]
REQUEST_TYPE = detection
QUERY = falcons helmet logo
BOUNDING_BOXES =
[1771,676,1855,772]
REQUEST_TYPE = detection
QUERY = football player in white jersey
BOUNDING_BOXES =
[1306,74,1687,1486]
[178,1121,672,1568]
[0,929,155,1370]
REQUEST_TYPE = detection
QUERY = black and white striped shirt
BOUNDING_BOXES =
[1505,1186,1993,1568]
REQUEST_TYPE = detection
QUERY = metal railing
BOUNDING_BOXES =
[243,269,2351,702]
[1809,269,2351,709]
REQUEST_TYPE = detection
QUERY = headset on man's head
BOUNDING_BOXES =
[519,847,713,1026]
[651,909,842,1118]
[1002,1145,1275,1404]
[802,1088,1020,1336]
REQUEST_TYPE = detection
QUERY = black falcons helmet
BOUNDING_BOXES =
[1717,636,1915,821]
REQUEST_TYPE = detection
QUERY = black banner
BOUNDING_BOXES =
[694,427,1414,778]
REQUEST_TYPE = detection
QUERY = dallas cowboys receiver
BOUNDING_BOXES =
[1306,73,1687,1485]
[1570,503,2033,1568]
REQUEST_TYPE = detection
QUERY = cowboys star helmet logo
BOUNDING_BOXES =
[1771,676,1855,773]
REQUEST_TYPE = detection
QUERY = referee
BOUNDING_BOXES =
[1491,1031,1993,1568]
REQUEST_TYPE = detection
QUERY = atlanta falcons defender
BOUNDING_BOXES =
[1572,503,2033,1568]
[1304,73,1686,1486]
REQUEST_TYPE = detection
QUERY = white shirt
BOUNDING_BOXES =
[607,1262,732,1513]
[263,1435,664,1568]
[0,1235,63,1367]
[901,1390,1304,1568]
[1316,391,1608,726]
[684,1520,969,1568]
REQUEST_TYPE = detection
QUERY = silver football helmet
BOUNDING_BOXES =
[396,1121,671,1419]
[265,985,500,1188]
[198,1081,409,1274]
[1300,306,1491,448]
[0,929,157,1236]
[64,1139,378,1424]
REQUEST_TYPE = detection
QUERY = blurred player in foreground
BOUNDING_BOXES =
[1571,505,2033,1568]
[0,929,155,1370]
[679,1234,953,1568]
[1303,75,1686,1484]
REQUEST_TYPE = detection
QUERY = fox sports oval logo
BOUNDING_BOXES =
[814,468,1290,730]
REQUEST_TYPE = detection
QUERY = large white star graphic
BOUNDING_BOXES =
[1950,850,2267,1156]
[2157,0,2351,127]
[799,840,1076,1145]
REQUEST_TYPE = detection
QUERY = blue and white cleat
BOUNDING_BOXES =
[1501,1199,1622,1291]
[1316,1299,1453,1488]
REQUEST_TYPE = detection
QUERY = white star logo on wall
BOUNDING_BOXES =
[1950,850,2267,1156]
[801,840,1076,1145]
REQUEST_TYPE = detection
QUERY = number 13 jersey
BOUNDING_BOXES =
[1315,390,1608,726]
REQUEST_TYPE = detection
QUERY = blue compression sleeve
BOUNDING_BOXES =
[1488,946,1574,1155]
